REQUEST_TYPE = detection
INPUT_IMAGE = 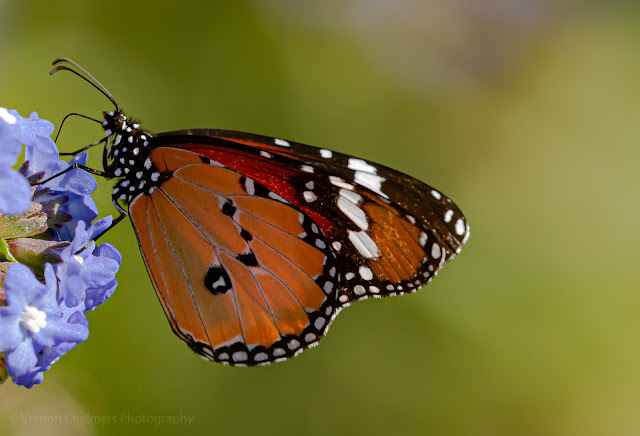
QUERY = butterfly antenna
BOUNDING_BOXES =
[50,57,120,112]
[54,112,102,142]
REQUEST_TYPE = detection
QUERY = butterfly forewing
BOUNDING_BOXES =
[153,130,470,304]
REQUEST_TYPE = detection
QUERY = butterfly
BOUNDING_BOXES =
[50,58,470,366]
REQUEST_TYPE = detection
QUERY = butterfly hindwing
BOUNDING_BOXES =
[129,147,340,365]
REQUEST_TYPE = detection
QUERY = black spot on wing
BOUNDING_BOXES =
[240,228,252,241]
[237,251,259,267]
[221,200,236,217]
[204,265,232,295]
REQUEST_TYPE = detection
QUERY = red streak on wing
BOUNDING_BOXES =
[171,145,334,236]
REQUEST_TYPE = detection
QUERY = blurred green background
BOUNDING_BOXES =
[2,1,640,435]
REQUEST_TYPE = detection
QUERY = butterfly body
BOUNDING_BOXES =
[50,53,468,366]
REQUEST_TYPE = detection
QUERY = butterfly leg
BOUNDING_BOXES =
[75,200,127,253]
[89,200,128,244]
[36,163,109,186]
[59,136,108,157]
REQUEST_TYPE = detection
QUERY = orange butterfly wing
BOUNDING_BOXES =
[129,148,339,365]
[122,130,468,366]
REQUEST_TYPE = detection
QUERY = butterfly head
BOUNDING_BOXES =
[101,111,152,160]
[102,110,127,135]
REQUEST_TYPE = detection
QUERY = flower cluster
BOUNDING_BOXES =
[0,108,121,388]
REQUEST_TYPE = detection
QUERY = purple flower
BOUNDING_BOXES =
[23,124,98,241]
[0,264,89,385]
[10,110,58,156]
[0,108,122,388]
[0,108,31,215]
[57,217,121,310]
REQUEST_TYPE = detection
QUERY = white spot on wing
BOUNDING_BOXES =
[431,243,441,259]
[268,192,287,202]
[354,171,388,198]
[348,158,377,173]
[255,352,268,362]
[348,230,379,258]
[329,176,354,190]
[431,190,441,200]
[320,149,332,158]
[245,178,255,195]
[338,197,368,230]
[288,339,300,349]
[303,191,317,202]
[232,351,248,362]
[339,189,362,204]
[275,138,290,147]
[455,218,466,236]
[444,209,454,223]
[462,222,471,245]
[211,276,226,289]
[359,266,373,280]
[300,165,314,173]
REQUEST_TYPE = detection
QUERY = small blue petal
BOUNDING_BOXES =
[13,369,45,388]
[85,279,117,311]
[56,195,99,241]
[0,168,31,215]
[82,255,120,288]
[4,264,48,305]
[95,243,123,265]
[6,338,38,378]
[88,216,113,240]
[0,310,21,351]
[0,122,21,168]
[34,316,89,348]
[8,110,57,154]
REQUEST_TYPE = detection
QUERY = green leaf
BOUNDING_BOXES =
[0,203,48,240]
